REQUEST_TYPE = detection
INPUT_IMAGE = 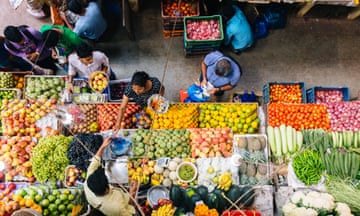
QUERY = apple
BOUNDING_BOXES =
[0,183,5,190]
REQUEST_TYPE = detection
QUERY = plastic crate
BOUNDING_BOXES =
[161,0,200,29]
[108,78,131,102]
[306,86,350,103]
[230,91,262,105]
[184,47,218,57]
[262,82,306,104]
[24,75,67,99]
[184,15,224,47]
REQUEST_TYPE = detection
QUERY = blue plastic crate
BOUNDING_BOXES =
[306,86,350,103]
[262,82,306,104]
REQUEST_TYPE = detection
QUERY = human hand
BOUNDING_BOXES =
[27,52,39,62]
[200,79,207,88]
[101,137,112,148]
[67,82,73,93]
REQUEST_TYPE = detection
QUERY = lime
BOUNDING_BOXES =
[58,204,66,212]
[67,203,74,211]
[34,194,42,203]
[62,189,71,195]
[67,194,75,201]
[43,209,50,216]
[40,199,50,207]
[60,194,68,201]
[15,188,27,197]
[55,198,62,205]
[47,194,56,202]
[48,203,57,212]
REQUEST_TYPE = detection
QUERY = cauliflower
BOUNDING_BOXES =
[290,191,306,204]
[302,192,335,211]
[306,191,321,198]
[335,202,353,216]
[282,202,297,215]
[289,207,317,216]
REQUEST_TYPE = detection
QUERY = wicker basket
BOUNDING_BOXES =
[12,208,42,216]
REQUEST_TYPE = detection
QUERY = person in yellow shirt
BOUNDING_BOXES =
[84,137,138,216]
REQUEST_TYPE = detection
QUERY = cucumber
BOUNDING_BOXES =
[274,127,282,157]
[267,126,276,156]
[279,124,287,155]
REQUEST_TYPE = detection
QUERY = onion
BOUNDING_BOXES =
[326,101,360,131]
[186,19,221,40]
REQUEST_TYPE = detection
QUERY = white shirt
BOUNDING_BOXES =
[68,51,110,78]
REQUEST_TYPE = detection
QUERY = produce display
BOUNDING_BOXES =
[0,89,20,134]
[268,83,303,103]
[198,103,259,134]
[151,199,176,216]
[189,128,233,158]
[267,103,330,130]
[1,98,57,137]
[233,135,270,185]
[267,125,303,160]
[282,190,353,216]
[64,166,86,188]
[313,88,346,103]
[30,135,73,183]
[162,0,198,17]
[186,18,221,40]
[0,136,36,182]
[108,79,129,101]
[69,104,98,133]
[67,133,103,171]
[0,72,14,88]
[127,158,155,185]
[326,101,360,132]
[24,76,66,99]
[292,149,325,185]
[97,103,142,131]
[11,185,84,216]
[147,103,198,129]
[89,71,108,93]
[131,129,190,159]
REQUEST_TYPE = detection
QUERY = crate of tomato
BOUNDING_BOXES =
[184,15,224,48]
[161,0,200,30]
[306,86,350,103]
[262,82,306,104]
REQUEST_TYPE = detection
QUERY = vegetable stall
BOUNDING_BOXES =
[0,71,359,216]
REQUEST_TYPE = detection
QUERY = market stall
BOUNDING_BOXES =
[0,70,359,216]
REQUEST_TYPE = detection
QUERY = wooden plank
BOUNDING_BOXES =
[297,2,315,17]
[347,6,360,20]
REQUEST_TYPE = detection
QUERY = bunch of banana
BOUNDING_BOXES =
[130,172,150,185]
[151,173,164,186]
[217,172,232,191]
[151,203,175,216]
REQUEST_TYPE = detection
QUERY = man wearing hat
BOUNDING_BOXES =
[199,51,242,101]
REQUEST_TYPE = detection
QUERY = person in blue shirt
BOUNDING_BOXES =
[222,4,254,54]
[199,51,241,101]
[66,0,107,41]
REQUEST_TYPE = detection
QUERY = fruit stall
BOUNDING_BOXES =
[0,71,359,216]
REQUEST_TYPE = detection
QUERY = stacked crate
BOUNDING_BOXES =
[183,15,224,56]
[161,0,200,38]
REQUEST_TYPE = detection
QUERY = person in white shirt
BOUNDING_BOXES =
[67,42,114,92]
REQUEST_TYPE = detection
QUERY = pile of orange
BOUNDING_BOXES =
[147,104,198,129]
[13,75,25,89]
[270,84,303,103]
[268,103,330,130]
[198,103,259,134]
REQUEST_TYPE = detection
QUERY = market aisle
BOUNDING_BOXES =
[0,1,360,101]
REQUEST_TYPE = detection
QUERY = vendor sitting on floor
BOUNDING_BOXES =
[84,137,138,216]
[67,42,115,92]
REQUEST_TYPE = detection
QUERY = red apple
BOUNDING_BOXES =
[0,183,5,190]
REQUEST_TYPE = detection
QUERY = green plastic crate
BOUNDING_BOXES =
[184,15,224,47]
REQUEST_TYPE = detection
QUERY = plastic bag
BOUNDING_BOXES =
[55,103,86,126]
[187,83,210,102]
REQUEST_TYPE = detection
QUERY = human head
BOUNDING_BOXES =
[76,42,93,65]
[67,0,83,14]
[221,4,235,21]
[4,26,23,43]
[42,30,60,48]
[131,71,150,95]
[215,59,232,77]
[86,167,109,196]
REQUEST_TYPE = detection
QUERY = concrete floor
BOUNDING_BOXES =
[1,1,359,102]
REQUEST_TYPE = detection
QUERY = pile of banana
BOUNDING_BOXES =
[217,172,232,191]
[151,203,176,216]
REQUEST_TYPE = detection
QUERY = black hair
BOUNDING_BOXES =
[86,167,109,196]
[131,71,149,87]
[215,59,232,77]
[4,26,23,43]
[67,0,83,14]
[76,42,93,58]
[221,3,235,21]
[42,30,60,48]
